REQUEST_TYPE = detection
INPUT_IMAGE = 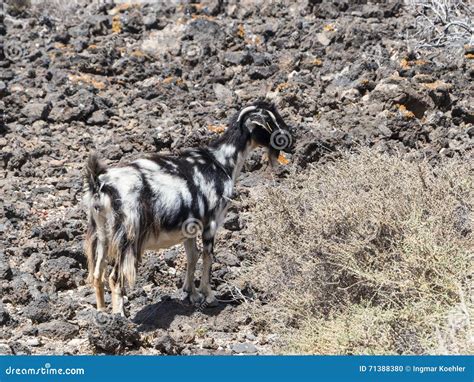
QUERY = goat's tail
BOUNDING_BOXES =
[84,152,106,194]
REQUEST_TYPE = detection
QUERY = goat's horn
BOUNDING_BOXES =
[237,106,257,122]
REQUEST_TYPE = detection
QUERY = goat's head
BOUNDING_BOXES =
[238,101,294,167]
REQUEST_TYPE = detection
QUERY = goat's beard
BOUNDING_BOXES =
[268,147,280,168]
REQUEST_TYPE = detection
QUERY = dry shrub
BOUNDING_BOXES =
[243,150,473,354]
[406,0,473,51]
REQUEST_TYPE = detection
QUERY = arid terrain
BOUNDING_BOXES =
[0,0,472,355]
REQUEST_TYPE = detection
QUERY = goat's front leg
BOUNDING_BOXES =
[198,233,218,306]
[183,238,202,304]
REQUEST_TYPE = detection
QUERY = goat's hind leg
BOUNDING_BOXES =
[93,239,107,311]
[183,238,202,304]
[85,223,107,312]
[109,262,126,316]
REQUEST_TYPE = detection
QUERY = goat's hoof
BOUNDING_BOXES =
[198,289,218,307]
[111,309,126,317]
[189,292,204,305]
[180,289,203,305]
[204,295,219,307]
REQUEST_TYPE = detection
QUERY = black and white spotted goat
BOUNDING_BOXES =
[84,101,292,316]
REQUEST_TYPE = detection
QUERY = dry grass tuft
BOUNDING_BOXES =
[243,150,473,354]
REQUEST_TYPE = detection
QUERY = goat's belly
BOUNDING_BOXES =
[144,230,185,251]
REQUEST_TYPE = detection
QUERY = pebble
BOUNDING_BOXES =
[26,338,41,347]
[0,344,13,355]
[67,338,87,347]
[231,342,258,354]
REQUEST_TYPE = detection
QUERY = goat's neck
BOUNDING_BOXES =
[209,129,254,183]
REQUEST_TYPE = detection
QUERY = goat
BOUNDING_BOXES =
[83,101,293,316]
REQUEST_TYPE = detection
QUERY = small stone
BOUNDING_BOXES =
[340,88,360,101]
[361,4,383,18]
[163,248,179,267]
[173,329,195,344]
[371,82,402,101]
[378,122,393,137]
[413,74,435,84]
[223,212,243,231]
[40,256,81,291]
[0,302,10,325]
[248,65,278,80]
[88,315,140,354]
[202,337,218,349]
[316,32,331,46]
[223,51,252,66]
[22,102,51,122]
[466,126,474,138]
[143,15,158,29]
[26,338,41,347]
[251,52,272,66]
[67,338,87,347]
[245,333,257,341]
[0,252,12,280]
[231,342,257,354]
[218,252,240,267]
[0,81,7,97]
[452,106,474,124]
[87,110,108,125]
[38,320,79,340]
[141,25,184,57]
[22,325,39,337]
[213,83,233,105]
[0,344,12,355]
[24,295,52,323]
[5,276,32,305]
[153,333,178,354]
[9,342,31,355]
[19,253,43,273]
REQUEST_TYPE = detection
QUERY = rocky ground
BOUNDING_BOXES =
[0,0,473,354]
